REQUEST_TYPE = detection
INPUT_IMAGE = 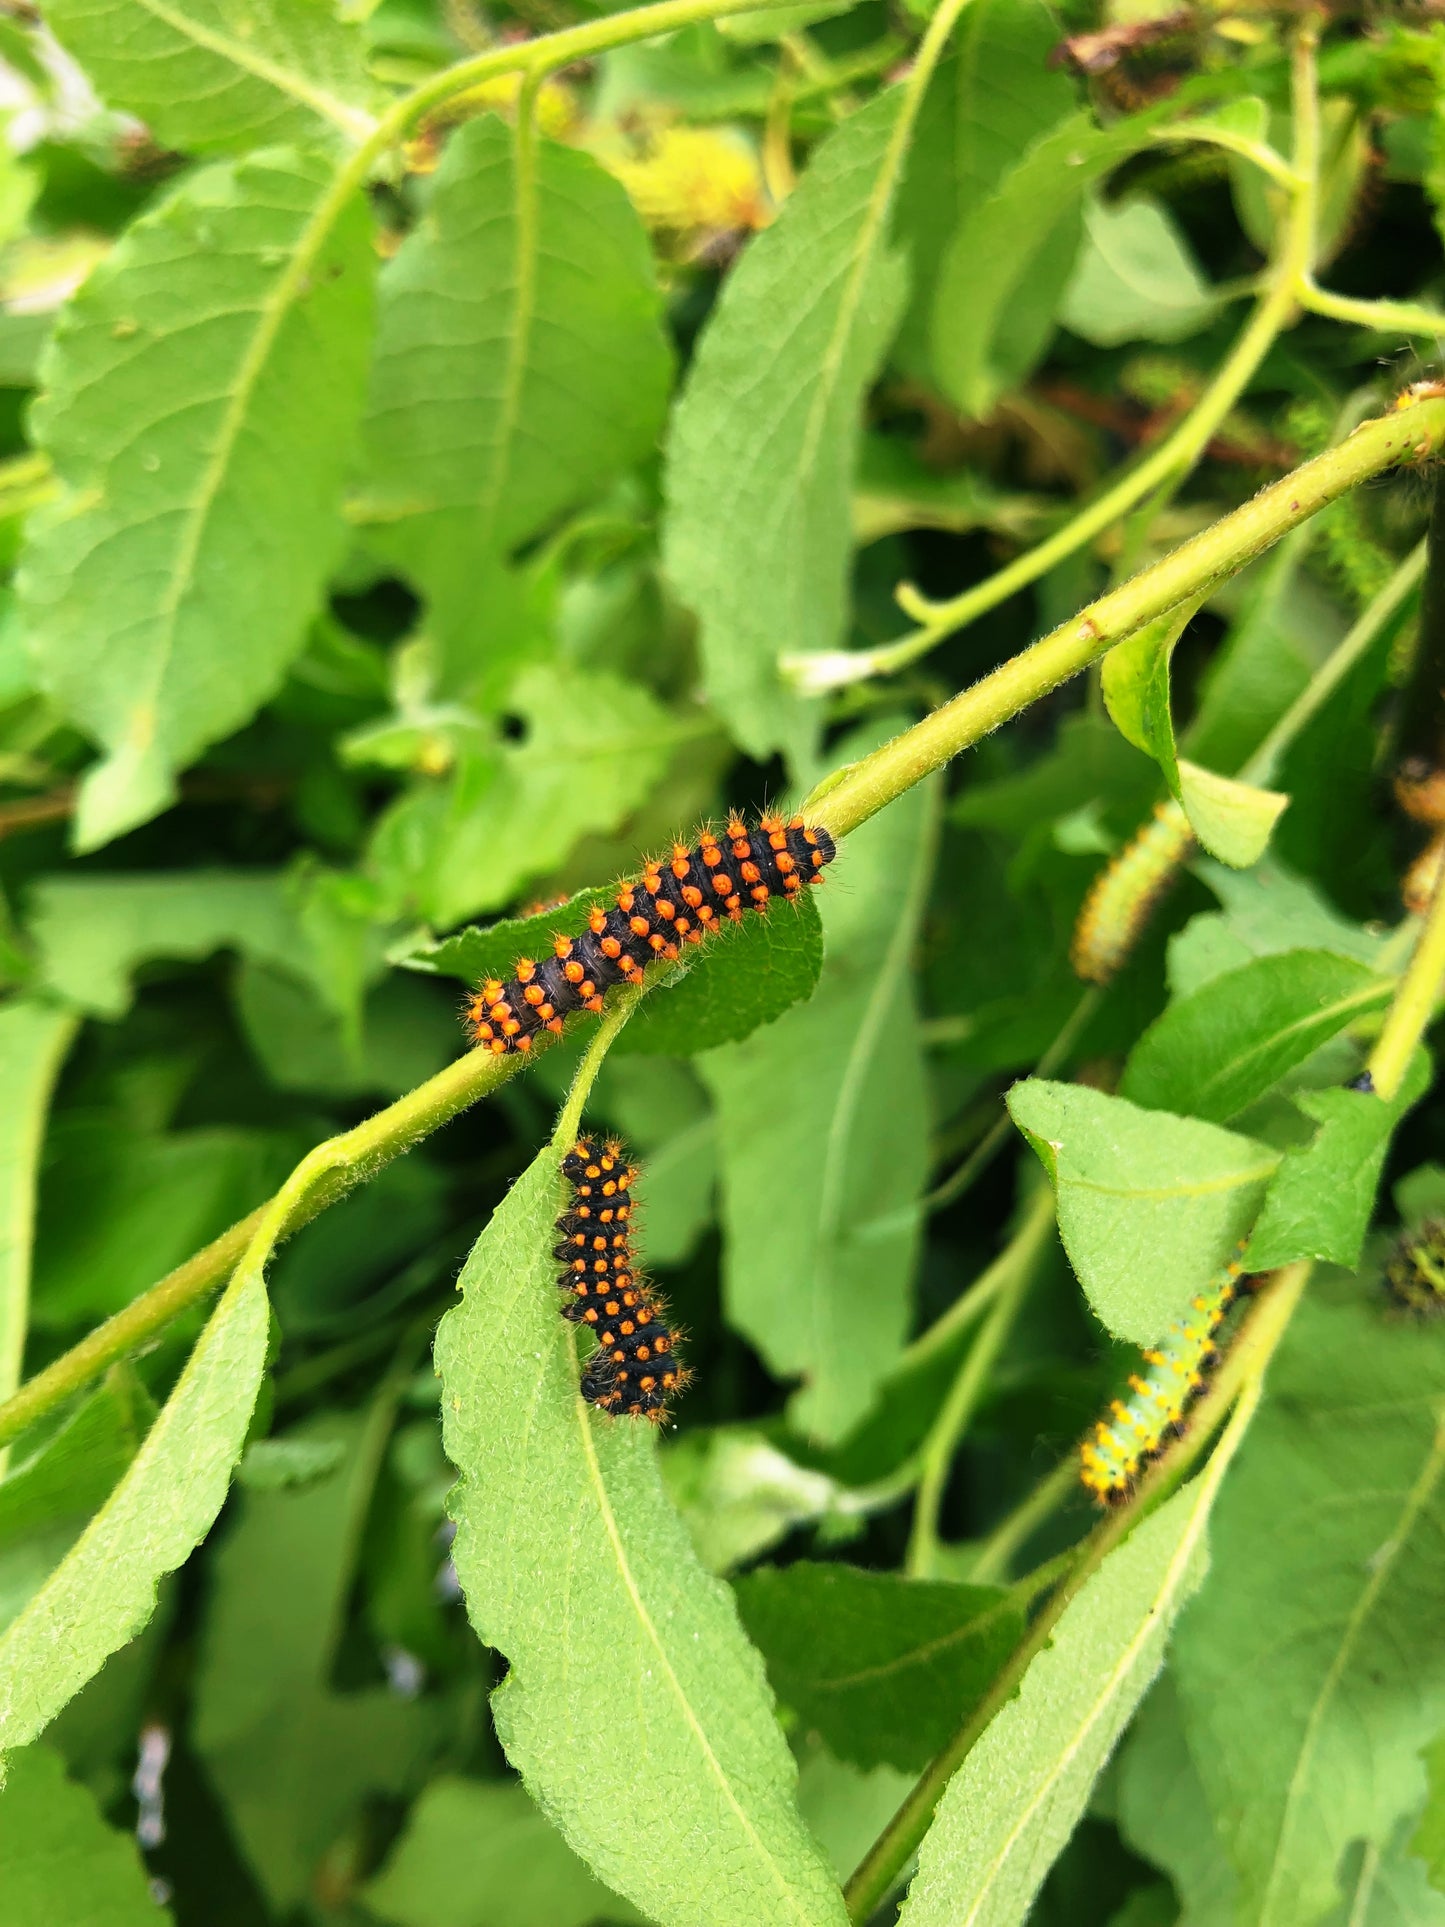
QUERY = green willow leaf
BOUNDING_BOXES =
[362,1777,642,1927]
[1245,1050,1429,1270]
[435,1145,849,1927]
[29,870,300,1016]
[891,0,1074,383]
[0,1265,268,1766]
[931,108,1168,418]
[361,115,671,704]
[1007,1079,1277,1344]
[735,1563,1023,1773]
[38,0,374,152]
[700,755,935,1442]
[1120,950,1394,1123]
[194,1412,439,1908]
[1173,1295,1445,1927]
[20,148,375,849]
[665,89,909,772]
[898,1477,1216,1927]
[0,1742,166,1925]
[0,1004,77,1408]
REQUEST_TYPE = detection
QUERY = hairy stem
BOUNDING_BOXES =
[0,1045,530,1451]
[844,1261,1310,1922]
[807,393,1445,840]
[1364,856,1445,1102]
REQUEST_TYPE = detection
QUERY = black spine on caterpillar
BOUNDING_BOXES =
[465,812,836,1055]
[556,1136,688,1422]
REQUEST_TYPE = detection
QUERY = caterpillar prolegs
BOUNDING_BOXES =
[1080,1257,1247,1503]
[556,1137,689,1421]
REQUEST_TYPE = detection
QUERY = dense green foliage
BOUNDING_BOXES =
[3,0,1445,1922]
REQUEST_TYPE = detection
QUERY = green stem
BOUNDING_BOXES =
[844,1260,1310,1922]
[1297,283,1445,339]
[1364,855,1445,1103]
[906,1186,1056,1577]
[0,1045,531,1452]
[1241,539,1427,788]
[924,987,1100,1214]
[807,393,1445,841]
[967,1453,1080,1587]
[788,13,1327,701]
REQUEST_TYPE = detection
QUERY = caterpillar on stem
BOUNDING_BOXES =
[1080,1256,1248,1504]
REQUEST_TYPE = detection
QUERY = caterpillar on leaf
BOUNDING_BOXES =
[1070,798,1194,986]
[465,812,836,1055]
[1079,1256,1246,1504]
[556,1136,689,1422]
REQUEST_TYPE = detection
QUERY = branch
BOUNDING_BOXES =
[808,391,1445,840]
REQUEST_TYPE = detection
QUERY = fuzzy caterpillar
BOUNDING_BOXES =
[555,1136,689,1422]
[465,812,836,1055]
[1079,1257,1245,1504]
[1070,798,1195,986]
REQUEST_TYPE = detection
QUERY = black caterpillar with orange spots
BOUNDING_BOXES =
[556,1136,689,1421]
[466,813,836,1055]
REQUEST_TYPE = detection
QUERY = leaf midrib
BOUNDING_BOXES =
[805,1591,1019,1693]
[132,0,375,140]
[1169,979,1392,1119]
[956,1482,1214,1924]
[571,1375,836,1927]
[132,157,358,759]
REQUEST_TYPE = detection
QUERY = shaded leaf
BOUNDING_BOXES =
[734,1562,1024,1773]
[1169,856,1385,997]
[21,148,375,847]
[892,0,1076,382]
[435,1145,850,1927]
[0,1003,76,1405]
[362,1776,643,1927]
[1120,950,1393,1123]
[29,869,314,1017]
[1173,1294,1445,1927]
[1246,1050,1430,1270]
[1101,598,1286,867]
[1061,194,1221,346]
[368,664,680,929]
[665,89,908,771]
[361,116,671,703]
[1007,1079,1277,1344]
[897,1479,1215,1927]
[0,1741,167,1923]
[931,107,1167,417]
[39,0,374,152]
[620,889,824,1056]
[195,1412,439,1907]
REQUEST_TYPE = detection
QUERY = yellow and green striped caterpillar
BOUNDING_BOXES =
[1070,798,1195,986]
[1080,1256,1246,1504]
